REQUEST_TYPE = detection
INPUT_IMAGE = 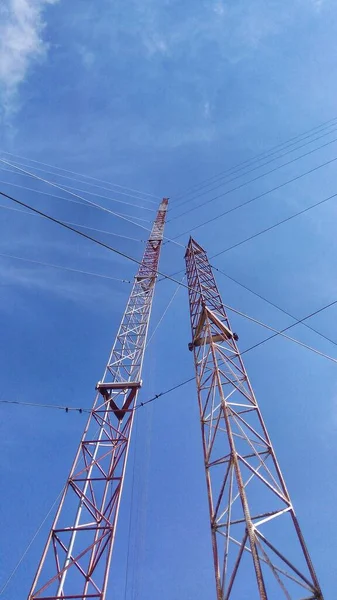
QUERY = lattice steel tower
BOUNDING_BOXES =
[28,199,168,600]
[185,237,323,600]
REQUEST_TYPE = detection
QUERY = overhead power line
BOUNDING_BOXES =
[172,114,337,201]
[170,133,337,223]
[2,188,337,367]
[0,158,184,249]
[0,400,89,413]
[0,203,143,242]
[161,190,337,348]
[0,167,150,223]
[0,489,64,598]
[0,378,194,415]
[0,164,156,211]
[211,189,337,258]
[0,189,153,272]
[3,287,337,417]
[171,153,337,239]
[0,283,185,416]
[0,158,152,220]
[172,122,337,207]
[165,189,337,281]
[136,291,337,407]
[241,299,337,357]
[212,265,337,348]
[0,252,132,284]
[0,150,159,202]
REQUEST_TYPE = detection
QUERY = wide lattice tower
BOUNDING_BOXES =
[28,199,168,600]
[185,237,323,600]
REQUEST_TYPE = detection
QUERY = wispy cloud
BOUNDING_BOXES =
[204,101,211,119]
[310,0,325,10]
[0,0,58,117]
[76,44,95,69]
[0,258,127,314]
[132,1,291,61]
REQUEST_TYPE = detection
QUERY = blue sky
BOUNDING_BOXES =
[1,0,337,597]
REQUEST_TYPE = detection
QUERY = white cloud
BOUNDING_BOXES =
[0,0,58,115]
[213,1,226,16]
[0,257,126,313]
[204,101,211,119]
[77,44,95,69]
[143,33,168,57]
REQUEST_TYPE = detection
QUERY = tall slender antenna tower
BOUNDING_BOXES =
[185,237,323,600]
[28,198,168,600]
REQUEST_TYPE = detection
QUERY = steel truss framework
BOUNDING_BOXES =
[185,237,323,600]
[28,199,168,600]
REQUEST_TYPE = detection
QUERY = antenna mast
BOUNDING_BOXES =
[185,236,323,599]
[29,199,168,600]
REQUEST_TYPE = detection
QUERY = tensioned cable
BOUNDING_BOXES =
[0,158,155,216]
[0,285,184,416]
[0,203,144,243]
[0,158,155,223]
[173,123,337,204]
[0,382,194,413]
[0,418,104,597]
[160,191,337,347]
[0,277,182,595]
[10,272,335,417]
[123,415,138,600]
[0,174,150,223]
[2,188,336,366]
[146,279,184,347]
[0,161,158,204]
[0,287,184,415]
[171,153,337,240]
[211,190,337,258]
[123,284,184,598]
[138,294,337,409]
[0,165,156,211]
[172,121,337,205]
[1,203,183,594]
[231,305,337,362]
[3,288,337,417]
[0,150,159,202]
[0,399,89,413]
[240,299,337,357]
[0,490,64,597]
[212,264,337,348]
[0,159,183,249]
[0,253,132,283]
[172,115,337,200]
[170,133,337,222]
[167,187,337,286]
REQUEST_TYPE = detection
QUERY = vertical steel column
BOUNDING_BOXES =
[185,237,323,600]
[28,199,168,600]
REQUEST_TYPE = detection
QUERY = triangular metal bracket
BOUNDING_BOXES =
[96,381,142,420]
[189,305,238,350]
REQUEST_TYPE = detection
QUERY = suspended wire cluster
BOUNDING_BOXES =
[1,116,337,596]
[1,115,337,393]
[0,153,157,285]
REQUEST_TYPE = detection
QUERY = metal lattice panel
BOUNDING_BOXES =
[185,237,323,600]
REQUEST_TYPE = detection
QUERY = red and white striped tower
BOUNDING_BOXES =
[185,237,323,600]
[28,199,168,600]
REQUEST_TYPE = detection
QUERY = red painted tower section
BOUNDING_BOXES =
[28,199,168,600]
[185,237,323,600]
